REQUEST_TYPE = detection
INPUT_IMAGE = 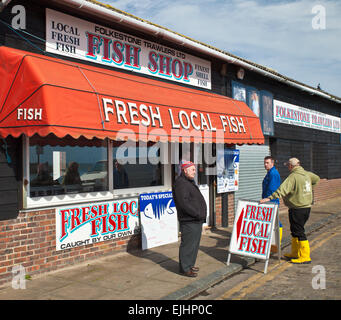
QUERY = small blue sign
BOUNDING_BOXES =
[139,191,176,220]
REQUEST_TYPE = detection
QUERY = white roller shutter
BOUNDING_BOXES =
[234,144,270,211]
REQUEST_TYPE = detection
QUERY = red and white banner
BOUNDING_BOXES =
[0,46,263,144]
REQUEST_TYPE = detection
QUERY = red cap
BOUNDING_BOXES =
[181,160,195,170]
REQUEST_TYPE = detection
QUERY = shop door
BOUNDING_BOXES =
[234,144,270,211]
[194,144,210,226]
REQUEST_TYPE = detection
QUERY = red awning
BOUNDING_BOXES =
[0,46,264,144]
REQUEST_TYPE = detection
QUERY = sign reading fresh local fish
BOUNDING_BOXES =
[139,192,178,250]
[55,198,139,251]
[45,8,211,89]
[274,99,341,134]
[229,200,277,260]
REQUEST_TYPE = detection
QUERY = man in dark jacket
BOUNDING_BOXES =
[172,161,207,277]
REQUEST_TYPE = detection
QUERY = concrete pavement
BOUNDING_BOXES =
[0,196,340,300]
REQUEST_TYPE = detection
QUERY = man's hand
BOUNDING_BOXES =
[259,198,270,204]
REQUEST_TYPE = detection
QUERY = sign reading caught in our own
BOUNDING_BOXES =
[55,198,140,251]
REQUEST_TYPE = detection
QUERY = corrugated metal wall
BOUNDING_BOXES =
[234,144,270,210]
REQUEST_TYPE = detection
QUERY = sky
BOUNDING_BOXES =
[104,0,341,98]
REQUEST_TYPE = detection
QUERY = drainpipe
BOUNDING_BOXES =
[53,0,340,103]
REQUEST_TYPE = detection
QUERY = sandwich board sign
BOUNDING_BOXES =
[139,192,178,250]
[227,200,280,274]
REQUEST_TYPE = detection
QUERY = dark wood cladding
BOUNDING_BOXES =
[0,137,21,220]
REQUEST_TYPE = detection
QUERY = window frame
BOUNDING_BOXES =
[112,141,170,196]
[22,136,171,210]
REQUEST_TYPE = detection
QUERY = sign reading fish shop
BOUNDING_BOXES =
[139,192,178,250]
[46,9,211,89]
[55,198,139,251]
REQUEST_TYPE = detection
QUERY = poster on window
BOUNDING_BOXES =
[260,91,274,136]
[139,192,178,250]
[247,88,260,118]
[233,82,274,136]
[45,8,211,89]
[232,81,246,102]
[229,200,277,260]
[55,198,140,251]
[217,148,239,193]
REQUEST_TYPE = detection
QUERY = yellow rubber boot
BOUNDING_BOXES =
[280,227,283,244]
[284,237,299,259]
[291,240,311,264]
[270,227,283,253]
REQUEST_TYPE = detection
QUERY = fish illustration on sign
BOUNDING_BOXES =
[140,192,178,250]
[143,199,175,220]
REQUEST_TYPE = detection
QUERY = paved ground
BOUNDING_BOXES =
[0,196,340,300]
[193,213,341,300]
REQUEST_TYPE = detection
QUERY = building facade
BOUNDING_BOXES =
[0,0,340,285]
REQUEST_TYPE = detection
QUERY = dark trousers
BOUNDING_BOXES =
[288,208,311,241]
[179,222,203,273]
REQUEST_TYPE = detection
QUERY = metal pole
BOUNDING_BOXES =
[227,253,231,265]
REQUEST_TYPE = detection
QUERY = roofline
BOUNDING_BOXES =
[51,0,341,104]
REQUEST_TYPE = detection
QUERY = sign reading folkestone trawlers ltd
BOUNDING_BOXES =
[274,99,341,134]
[45,9,212,89]
[55,198,139,251]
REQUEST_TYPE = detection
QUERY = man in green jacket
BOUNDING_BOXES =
[260,157,320,264]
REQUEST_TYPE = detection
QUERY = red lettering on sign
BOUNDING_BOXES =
[60,209,70,240]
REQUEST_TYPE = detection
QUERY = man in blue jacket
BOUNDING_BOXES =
[262,156,282,252]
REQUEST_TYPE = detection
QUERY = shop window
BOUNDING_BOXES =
[194,144,209,185]
[29,135,108,197]
[24,135,169,209]
[113,142,163,189]
[171,142,209,185]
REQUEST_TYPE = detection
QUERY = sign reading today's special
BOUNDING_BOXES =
[139,191,178,250]
[229,200,278,260]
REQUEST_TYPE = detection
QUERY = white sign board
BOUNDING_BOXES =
[139,192,178,250]
[274,99,341,134]
[228,200,277,261]
[46,9,212,89]
[55,198,139,251]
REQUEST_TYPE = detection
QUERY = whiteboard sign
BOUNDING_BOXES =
[139,192,178,250]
